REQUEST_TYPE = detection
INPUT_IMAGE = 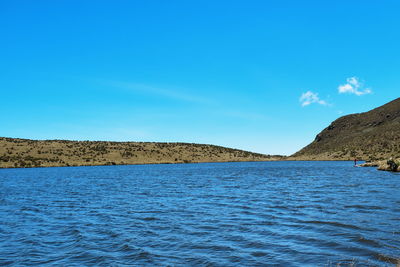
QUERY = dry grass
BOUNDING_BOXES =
[0,137,281,168]
[291,97,400,161]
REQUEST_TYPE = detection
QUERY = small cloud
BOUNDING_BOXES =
[338,77,372,96]
[299,91,328,107]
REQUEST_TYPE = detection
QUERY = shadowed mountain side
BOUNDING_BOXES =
[0,137,282,168]
[291,97,400,160]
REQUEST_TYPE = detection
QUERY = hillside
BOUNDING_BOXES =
[0,137,279,168]
[292,97,400,160]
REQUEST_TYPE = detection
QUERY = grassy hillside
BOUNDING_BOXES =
[0,137,279,168]
[292,97,400,160]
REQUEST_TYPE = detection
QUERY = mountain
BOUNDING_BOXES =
[0,137,280,168]
[292,97,400,160]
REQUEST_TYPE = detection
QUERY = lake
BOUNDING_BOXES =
[0,161,399,266]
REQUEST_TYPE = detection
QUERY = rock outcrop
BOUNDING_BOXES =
[360,158,400,172]
[377,158,400,172]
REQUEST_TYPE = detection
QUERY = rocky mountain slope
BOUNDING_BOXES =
[292,97,400,160]
[0,137,279,168]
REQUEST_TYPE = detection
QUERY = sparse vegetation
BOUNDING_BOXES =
[291,98,400,161]
[0,137,281,168]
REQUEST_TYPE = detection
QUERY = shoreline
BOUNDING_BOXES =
[2,159,398,174]
[0,159,360,170]
[0,159,277,170]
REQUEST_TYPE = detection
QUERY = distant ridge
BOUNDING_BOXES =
[0,137,280,168]
[292,97,400,160]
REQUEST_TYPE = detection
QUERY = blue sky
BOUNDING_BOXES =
[1,1,400,155]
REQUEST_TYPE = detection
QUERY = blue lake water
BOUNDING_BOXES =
[0,161,399,266]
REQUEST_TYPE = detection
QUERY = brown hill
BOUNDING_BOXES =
[292,97,400,160]
[0,137,279,168]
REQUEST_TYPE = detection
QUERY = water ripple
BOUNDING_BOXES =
[0,161,399,266]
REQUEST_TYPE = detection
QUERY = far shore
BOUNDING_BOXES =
[0,158,363,170]
[1,137,398,172]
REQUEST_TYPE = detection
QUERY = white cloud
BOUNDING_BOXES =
[299,91,327,107]
[338,77,372,96]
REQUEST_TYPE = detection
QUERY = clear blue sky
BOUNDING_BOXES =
[1,1,399,155]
